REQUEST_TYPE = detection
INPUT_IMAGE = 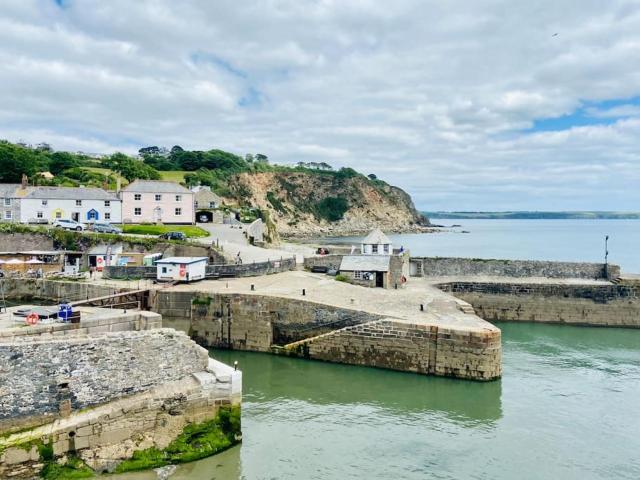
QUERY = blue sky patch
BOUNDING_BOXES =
[527,96,640,132]
[190,51,247,79]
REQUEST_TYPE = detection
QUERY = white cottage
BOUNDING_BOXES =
[18,186,122,224]
[156,257,207,282]
[360,229,392,255]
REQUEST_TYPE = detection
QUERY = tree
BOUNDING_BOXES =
[245,153,254,163]
[49,152,81,174]
[368,173,377,180]
[138,146,161,156]
[102,152,160,181]
[170,145,184,154]
[255,153,268,163]
[0,140,48,182]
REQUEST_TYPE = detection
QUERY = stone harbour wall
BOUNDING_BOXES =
[1,278,126,303]
[0,359,241,478]
[285,319,501,381]
[0,329,209,431]
[440,282,640,328]
[303,254,344,271]
[411,257,620,280]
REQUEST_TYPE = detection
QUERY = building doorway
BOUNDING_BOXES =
[153,207,163,223]
[375,272,384,288]
[71,212,79,222]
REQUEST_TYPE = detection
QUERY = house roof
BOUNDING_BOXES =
[362,229,392,245]
[340,255,390,272]
[0,184,21,197]
[156,256,208,265]
[22,186,119,201]
[122,180,192,194]
[194,189,222,203]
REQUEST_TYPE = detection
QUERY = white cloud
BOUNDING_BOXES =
[1,0,640,210]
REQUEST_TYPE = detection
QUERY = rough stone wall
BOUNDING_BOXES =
[287,318,501,381]
[0,359,241,478]
[303,254,344,271]
[0,233,55,251]
[1,278,126,303]
[0,329,209,430]
[440,282,640,328]
[103,265,155,279]
[412,257,620,280]
[153,291,382,349]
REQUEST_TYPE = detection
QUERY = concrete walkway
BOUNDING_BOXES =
[167,270,498,332]
[194,223,297,264]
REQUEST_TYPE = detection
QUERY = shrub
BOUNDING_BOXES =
[315,197,349,222]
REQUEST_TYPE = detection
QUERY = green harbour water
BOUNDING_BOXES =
[114,322,640,480]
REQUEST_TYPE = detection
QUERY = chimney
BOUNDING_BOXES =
[21,174,28,189]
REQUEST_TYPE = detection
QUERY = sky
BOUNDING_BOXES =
[1,0,640,211]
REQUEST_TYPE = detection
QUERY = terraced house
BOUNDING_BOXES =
[0,184,21,222]
[121,180,195,224]
[18,186,122,224]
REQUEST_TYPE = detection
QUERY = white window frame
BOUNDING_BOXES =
[104,200,110,207]
[175,207,182,216]
[105,212,111,220]
[37,211,43,219]
[134,207,142,216]
[383,244,390,254]
[3,198,11,207]
[155,194,162,201]
[354,271,363,280]
[372,244,378,254]
[55,211,62,219]
[175,195,182,202]
[4,210,12,220]
[76,200,82,206]
[209,201,216,208]
[161,266,168,274]
[42,200,48,206]
[134,194,142,201]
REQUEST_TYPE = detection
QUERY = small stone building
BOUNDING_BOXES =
[193,186,223,223]
[361,229,392,255]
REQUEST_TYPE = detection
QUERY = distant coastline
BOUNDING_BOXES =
[423,211,640,220]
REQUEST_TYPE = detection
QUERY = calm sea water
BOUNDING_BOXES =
[325,219,640,273]
[114,323,640,480]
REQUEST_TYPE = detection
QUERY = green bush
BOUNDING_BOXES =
[315,197,349,222]
[335,274,349,282]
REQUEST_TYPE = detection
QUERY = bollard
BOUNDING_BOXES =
[251,284,255,291]
[234,361,238,371]
[302,289,306,296]
[395,283,398,290]
[420,304,424,311]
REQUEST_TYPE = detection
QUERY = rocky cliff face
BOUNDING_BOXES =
[225,171,429,238]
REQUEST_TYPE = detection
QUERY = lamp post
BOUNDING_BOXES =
[604,235,609,279]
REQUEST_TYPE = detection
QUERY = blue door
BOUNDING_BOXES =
[87,209,99,221]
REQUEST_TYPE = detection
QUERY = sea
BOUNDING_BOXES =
[112,219,640,480]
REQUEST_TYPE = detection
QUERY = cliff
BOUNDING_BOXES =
[225,170,429,238]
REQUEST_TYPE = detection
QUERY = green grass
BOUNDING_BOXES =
[82,166,128,184]
[159,170,188,183]
[121,224,209,238]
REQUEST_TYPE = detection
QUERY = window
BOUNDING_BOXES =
[134,194,142,201]
[105,212,111,220]
[372,244,378,254]
[162,266,168,274]
[134,207,142,216]
[354,271,363,280]
[3,198,11,206]
[194,201,199,208]
[155,194,162,201]
[209,201,216,208]
[55,211,62,219]
[104,200,110,207]
[175,208,182,216]
[42,200,48,206]
[383,244,390,254]
[37,211,43,219]
[88,211,97,220]
[175,195,182,202]
[4,210,12,220]
[76,200,82,206]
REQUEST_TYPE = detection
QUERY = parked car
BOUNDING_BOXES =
[52,219,85,231]
[159,231,187,241]
[92,223,122,234]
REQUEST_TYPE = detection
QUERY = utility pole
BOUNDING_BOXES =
[604,235,609,279]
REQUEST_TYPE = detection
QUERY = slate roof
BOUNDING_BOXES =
[340,255,390,272]
[123,180,192,194]
[362,228,391,245]
[21,186,119,201]
[0,184,21,197]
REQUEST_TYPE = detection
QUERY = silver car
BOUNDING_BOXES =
[52,219,85,231]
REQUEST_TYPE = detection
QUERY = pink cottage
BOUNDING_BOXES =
[121,180,195,224]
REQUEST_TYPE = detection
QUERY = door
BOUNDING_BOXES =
[153,207,163,223]
[71,212,79,222]
[376,272,384,288]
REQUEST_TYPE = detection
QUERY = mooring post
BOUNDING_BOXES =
[251,284,255,291]
[420,304,424,311]
[302,289,306,296]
